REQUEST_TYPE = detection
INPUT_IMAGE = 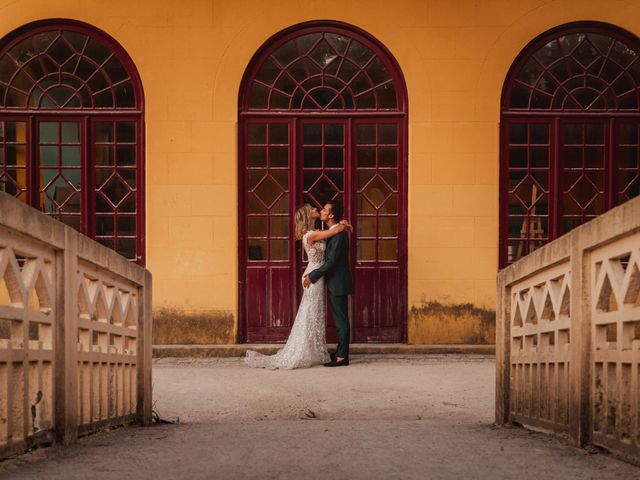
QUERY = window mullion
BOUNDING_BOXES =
[82,115,91,236]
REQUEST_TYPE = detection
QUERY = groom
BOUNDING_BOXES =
[303,199,353,367]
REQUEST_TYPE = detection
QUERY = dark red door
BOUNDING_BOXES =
[238,22,408,343]
[241,117,405,343]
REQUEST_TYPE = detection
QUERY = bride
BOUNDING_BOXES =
[245,203,351,370]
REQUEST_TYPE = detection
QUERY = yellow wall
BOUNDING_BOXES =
[2,0,639,344]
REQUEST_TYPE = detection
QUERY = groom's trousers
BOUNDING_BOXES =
[329,293,350,359]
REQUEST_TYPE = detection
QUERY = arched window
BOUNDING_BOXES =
[239,22,407,343]
[500,22,640,268]
[0,20,145,263]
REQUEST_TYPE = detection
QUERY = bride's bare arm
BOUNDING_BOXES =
[307,220,351,244]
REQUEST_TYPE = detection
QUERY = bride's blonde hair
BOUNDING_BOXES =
[294,204,314,240]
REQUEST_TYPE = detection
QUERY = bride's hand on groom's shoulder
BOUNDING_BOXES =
[339,219,353,232]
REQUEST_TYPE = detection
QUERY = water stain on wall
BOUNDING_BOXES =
[408,301,496,345]
[153,308,235,345]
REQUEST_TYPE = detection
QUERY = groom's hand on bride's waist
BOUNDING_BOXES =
[303,275,311,288]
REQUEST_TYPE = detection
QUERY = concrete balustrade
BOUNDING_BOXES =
[497,195,640,462]
[0,192,152,459]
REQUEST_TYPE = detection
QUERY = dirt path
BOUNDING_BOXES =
[0,355,638,479]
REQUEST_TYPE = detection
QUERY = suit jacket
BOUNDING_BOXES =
[308,230,353,296]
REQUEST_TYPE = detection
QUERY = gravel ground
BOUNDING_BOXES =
[0,355,638,479]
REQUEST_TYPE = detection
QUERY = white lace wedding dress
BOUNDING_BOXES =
[245,230,331,369]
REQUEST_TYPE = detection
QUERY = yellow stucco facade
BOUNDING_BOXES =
[2,0,637,344]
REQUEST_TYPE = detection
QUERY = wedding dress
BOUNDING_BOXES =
[245,230,331,369]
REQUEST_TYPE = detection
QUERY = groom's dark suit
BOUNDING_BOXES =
[308,227,353,359]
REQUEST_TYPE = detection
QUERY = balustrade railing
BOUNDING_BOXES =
[0,192,152,459]
[497,195,640,462]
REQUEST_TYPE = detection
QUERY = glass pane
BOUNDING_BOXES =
[379,124,397,145]
[564,124,583,144]
[95,122,114,143]
[248,124,266,144]
[249,82,269,109]
[40,146,58,167]
[347,40,374,66]
[40,122,58,143]
[61,122,80,143]
[248,240,267,260]
[564,147,582,169]
[509,124,527,144]
[248,147,266,167]
[324,125,343,145]
[269,216,288,237]
[102,176,130,206]
[269,124,288,144]
[585,124,604,144]
[357,217,376,237]
[117,146,136,166]
[116,122,136,143]
[303,124,322,145]
[530,124,549,144]
[96,216,115,235]
[62,146,80,167]
[303,147,322,168]
[269,147,288,167]
[115,82,135,108]
[325,147,343,168]
[116,239,136,260]
[357,125,376,144]
[530,147,548,168]
[357,239,376,261]
[270,240,288,260]
[94,146,114,166]
[585,147,604,168]
[379,217,397,237]
[619,123,638,144]
[619,146,638,168]
[379,239,397,260]
[379,147,397,168]
[378,84,397,109]
[357,147,376,168]
[248,216,267,237]
[509,147,527,168]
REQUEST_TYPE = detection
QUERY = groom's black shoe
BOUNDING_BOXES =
[324,358,349,367]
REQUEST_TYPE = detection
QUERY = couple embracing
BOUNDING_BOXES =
[245,199,353,370]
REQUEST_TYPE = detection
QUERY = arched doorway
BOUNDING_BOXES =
[238,21,408,343]
[500,22,640,268]
[0,20,145,264]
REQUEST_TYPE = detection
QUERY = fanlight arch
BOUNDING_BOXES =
[500,22,640,268]
[0,23,141,110]
[240,23,406,112]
